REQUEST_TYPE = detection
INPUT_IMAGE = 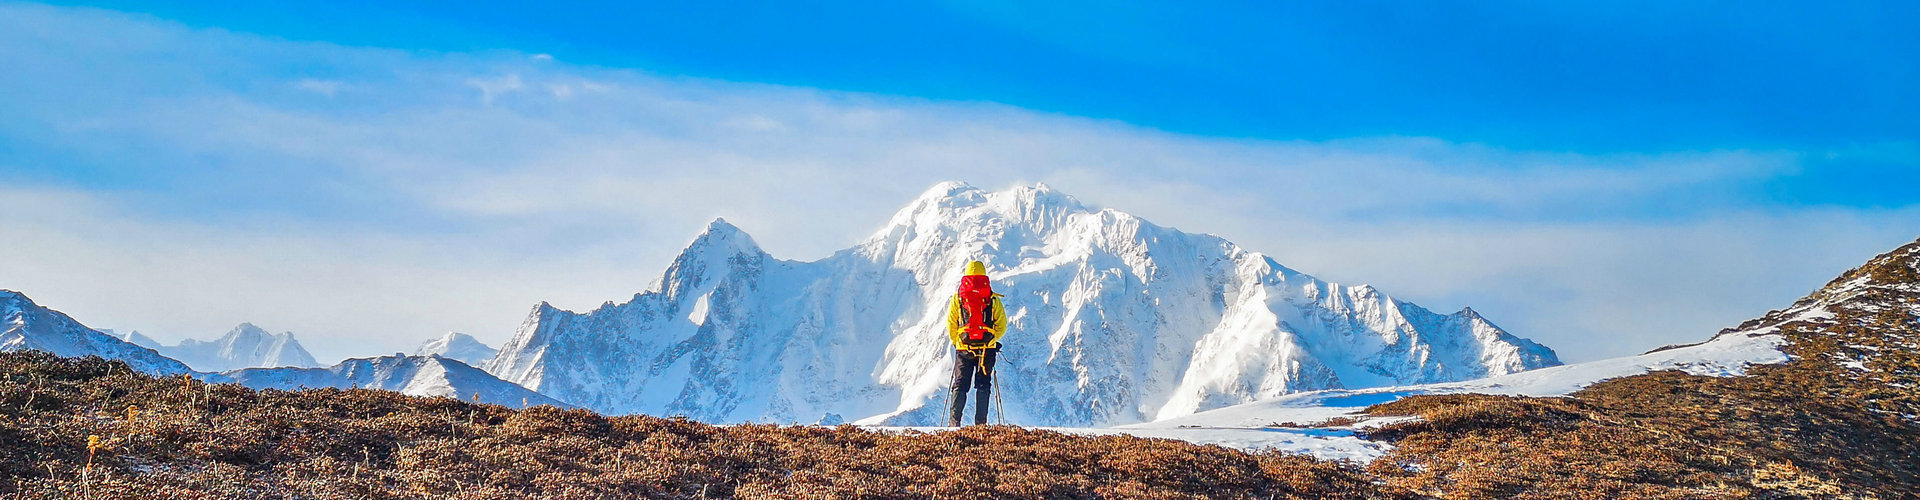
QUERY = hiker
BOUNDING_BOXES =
[947,260,1008,426]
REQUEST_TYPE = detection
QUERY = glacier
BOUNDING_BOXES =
[488,182,1560,426]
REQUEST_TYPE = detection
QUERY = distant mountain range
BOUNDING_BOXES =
[152,323,321,372]
[0,289,543,407]
[99,323,318,372]
[4,183,1567,425]
[207,353,565,408]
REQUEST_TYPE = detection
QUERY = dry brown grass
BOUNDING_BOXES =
[1360,239,1920,499]
[0,351,1399,499]
[9,239,1918,498]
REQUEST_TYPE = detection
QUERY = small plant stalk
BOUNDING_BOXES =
[84,434,102,489]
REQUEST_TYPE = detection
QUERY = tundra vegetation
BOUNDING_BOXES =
[3,239,1916,499]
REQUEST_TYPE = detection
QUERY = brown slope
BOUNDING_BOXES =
[4,238,1917,499]
[0,351,1401,499]
[1363,237,1920,499]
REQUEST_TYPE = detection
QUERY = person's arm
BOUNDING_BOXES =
[988,295,1009,345]
[946,294,964,347]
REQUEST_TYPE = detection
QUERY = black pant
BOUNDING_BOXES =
[949,347,998,426]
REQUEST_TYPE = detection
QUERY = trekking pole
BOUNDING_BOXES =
[992,366,1006,426]
[942,351,953,427]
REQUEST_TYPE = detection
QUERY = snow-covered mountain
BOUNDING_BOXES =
[414,332,498,368]
[1,290,193,375]
[210,353,567,408]
[2,288,547,408]
[488,183,1559,426]
[155,323,321,372]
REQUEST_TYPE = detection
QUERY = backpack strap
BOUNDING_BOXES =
[982,297,996,328]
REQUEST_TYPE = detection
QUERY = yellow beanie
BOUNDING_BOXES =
[964,261,988,276]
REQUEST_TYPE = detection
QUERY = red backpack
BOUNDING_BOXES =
[957,275,996,347]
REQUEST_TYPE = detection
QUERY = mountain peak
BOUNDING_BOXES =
[892,182,990,219]
[907,182,1085,211]
[226,322,272,340]
[687,217,764,256]
[161,322,319,371]
[415,331,498,368]
[875,182,1093,244]
[705,217,741,234]
[645,216,772,297]
[916,181,982,200]
[1008,181,1075,202]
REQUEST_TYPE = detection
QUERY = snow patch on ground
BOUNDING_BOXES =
[864,332,1789,463]
[867,423,1400,464]
[1060,425,1395,463]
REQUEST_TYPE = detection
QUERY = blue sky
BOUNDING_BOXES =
[1,1,1916,362]
[52,1,1919,153]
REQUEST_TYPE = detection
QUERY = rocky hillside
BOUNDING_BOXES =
[1358,237,1920,498]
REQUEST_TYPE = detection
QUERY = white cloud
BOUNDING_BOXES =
[0,186,651,364]
[2,3,1915,363]
[466,73,524,105]
[293,78,344,97]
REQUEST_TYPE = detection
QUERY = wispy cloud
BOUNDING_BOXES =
[293,78,344,97]
[1,3,1914,363]
[466,73,524,105]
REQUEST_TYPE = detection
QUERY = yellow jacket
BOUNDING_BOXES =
[946,293,1007,349]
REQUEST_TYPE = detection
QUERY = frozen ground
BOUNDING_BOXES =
[869,331,1788,463]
